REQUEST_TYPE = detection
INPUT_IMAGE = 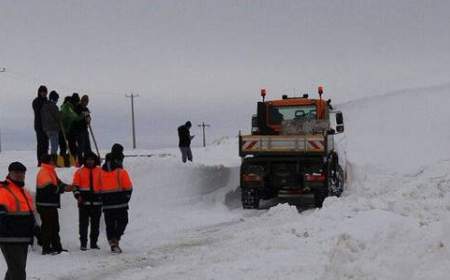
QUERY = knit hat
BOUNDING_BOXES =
[8,162,27,172]
[38,85,48,95]
[72,93,80,104]
[83,152,100,166]
[111,143,124,155]
[49,91,59,102]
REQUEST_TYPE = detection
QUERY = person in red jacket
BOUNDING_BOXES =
[36,154,72,255]
[100,149,132,254]
[1,162,40,280]
[72,152,102,250]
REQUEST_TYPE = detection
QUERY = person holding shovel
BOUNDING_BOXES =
[73,95,92,165]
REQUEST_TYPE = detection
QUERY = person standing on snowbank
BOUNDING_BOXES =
[73,95,92,164]
[177,121,194,163]
[40,91,62,161]
[32,85,49,166]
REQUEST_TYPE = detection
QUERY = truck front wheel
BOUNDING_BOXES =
[241,187,260,209]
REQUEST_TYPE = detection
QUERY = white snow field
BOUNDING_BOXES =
[2,85,450,280]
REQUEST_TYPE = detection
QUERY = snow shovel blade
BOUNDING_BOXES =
[56,155,65,168]
[56,154,77,168]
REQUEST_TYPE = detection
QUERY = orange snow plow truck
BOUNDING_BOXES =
[239,87,345,209]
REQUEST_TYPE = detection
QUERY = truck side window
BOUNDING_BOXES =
[271,108,284,124]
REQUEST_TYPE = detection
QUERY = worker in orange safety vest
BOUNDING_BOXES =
[1,162,40,280]
[72,152,102,251]
[100,145,132,254]
[36,154,72,255]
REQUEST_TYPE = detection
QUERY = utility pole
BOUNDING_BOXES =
[197,122,210,147]
[125,93,140,149]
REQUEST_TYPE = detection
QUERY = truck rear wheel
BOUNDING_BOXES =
[328,165,344,197]
[241,187,260,209]
[314,188,328,208]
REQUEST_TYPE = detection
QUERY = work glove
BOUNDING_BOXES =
[64,184,74,192]
[77,197,84,207]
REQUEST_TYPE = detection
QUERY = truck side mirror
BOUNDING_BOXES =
[335,111,344,133]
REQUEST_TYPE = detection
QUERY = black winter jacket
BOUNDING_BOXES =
[40,100,61,132]
[178,125,191,147]
[73,105,90,132]
[36,182,67,208]
[32,95,48,131]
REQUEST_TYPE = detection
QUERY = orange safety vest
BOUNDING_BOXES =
[99,168,133,210]
[100,169,132,193]
[0,179,35,243]
[36,163,58,189]
[73,167,102,192]
[0,180,34,214]
[35,163,64,208]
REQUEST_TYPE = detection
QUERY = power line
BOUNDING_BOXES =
[197,122,210,147]
[125,94,140,149]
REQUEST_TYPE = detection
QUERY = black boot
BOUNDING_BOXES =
[80,241,87,251]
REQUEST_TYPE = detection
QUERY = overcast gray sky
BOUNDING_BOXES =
[1,0,449,151]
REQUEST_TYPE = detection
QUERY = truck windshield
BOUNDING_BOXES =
[269,105,317,124]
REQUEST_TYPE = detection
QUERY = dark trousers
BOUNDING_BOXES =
[75,130,92,163]
[79,206,102,246]
[59,131,67,155]
[104,209,128,242]
[179,146,193,163]
[67,130,78,157]
[0,243,28,280]
[35,129,49,166]
[37,207,62,251]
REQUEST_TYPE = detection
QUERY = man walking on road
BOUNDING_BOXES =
[1,162,40,280]
[100,150,133,254]
[177,121,194,163]
[72,152,102,251]
[36,154,72,255]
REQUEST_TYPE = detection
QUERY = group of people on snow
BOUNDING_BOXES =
[0,85,134,280]
[1,85,200,280]
[32,85,92,166]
